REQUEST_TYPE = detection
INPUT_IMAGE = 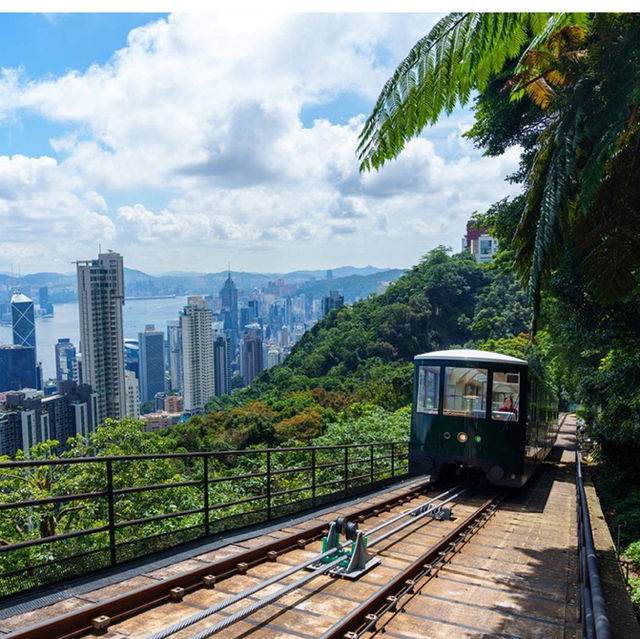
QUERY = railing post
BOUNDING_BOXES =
[344,447,349,495]
[370,443,374,484]
[203,455,210,536]
[106,459,116,566]
[311,448,316,507]
[266,450,272,520]
[391,442,395,478]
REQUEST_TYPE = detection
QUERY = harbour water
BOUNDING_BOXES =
[0,296,194,380]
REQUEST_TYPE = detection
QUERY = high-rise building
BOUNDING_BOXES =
[55,338,76,384]
[138,324,165,403]
[167,320,182,391]
[124,339,139,378]
[0,382,97,457]
[125,370,140,419]
[220,272,238,334]
[241,325,263,386]
[213,335,231,397]
[76,250,126,425]
[322,290,344,317]
[39,286,54,316]
[0,345,37,392]
[11,292,36,350]
[180,296,214,414]
[72,353,83,384]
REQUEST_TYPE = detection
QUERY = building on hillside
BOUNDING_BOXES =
[55,338,76,384]
[321,290,344,317]
[462,220,499,263]
[76,250,126,425]
[143,411,182,432]
[164,394,183,413]
[138,324,165,403]
[213,335,231,397]
[0,344,37,392]
[180,296,214,414]
[125,370,140,419]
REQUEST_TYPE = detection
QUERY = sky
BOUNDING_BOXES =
[0,12,522,276]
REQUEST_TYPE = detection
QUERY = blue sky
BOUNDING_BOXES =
[0,14,165,157]
[0,13,520,275]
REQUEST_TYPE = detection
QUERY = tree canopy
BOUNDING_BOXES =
[359,12,640,320]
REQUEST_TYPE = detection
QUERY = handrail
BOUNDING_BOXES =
[0,440,410,599]
[0,441,401,467]
[576,450,611,639]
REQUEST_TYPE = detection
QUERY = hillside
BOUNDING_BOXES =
[196,247,530,450]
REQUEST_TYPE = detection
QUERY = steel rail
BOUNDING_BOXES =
[6,479,431,639]
[146,484,465,639]
[319,494,501,639]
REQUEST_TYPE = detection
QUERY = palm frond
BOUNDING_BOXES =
[516,78,591,302]
[357,12,555,171]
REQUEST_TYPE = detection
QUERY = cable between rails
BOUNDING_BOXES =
[145,484,466,639]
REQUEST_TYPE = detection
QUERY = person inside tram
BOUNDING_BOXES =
[498,396,518,417]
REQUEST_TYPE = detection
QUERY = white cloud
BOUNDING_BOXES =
[0,13,522,273]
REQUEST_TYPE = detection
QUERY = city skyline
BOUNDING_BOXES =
[0,13,520,275]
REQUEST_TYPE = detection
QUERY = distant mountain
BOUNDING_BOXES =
[0,265,405,304]
[295,269,406,304]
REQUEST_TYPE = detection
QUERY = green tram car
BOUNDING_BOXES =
[410,349,559,487]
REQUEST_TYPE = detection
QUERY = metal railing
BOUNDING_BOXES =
[0,441,408,598]
[576,450,611,639]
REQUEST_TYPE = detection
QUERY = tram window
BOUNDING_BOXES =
[416,366,440,414]
[491,372,520,421]
[443,367,487,417]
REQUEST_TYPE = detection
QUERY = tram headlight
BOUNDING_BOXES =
[457,432,468,443]
[443,431,451,440]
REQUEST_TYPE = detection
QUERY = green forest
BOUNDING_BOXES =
[2,12,640,602]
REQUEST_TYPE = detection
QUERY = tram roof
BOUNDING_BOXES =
[414,349,528,365]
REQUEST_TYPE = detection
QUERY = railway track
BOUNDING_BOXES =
[7,480,500,639]
[8,453,579,639]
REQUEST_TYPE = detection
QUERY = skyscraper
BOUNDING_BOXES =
[138,324,165,403]
[55,338,76,384]
[219,272,238,333]
[76,250,126,425]
[322,290,344,317]
[213,335,230,397]
[180,296,214,414]
[241,324,263,386]
[125,370,141,419]
[167,320,182,391]
[11,292,36,350]
[0,345,37,392]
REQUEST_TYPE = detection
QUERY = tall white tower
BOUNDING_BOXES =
[180,296,214,414]
[76,251,126,426]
